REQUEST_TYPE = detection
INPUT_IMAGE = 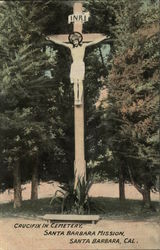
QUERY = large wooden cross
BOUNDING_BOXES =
[48,1,105,187]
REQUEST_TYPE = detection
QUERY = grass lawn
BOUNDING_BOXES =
[0,197,159,220]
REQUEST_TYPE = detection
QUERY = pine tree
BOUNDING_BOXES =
[0,1,58,206]
[106,0,159,207]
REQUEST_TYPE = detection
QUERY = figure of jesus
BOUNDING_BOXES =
[48,32,106,105]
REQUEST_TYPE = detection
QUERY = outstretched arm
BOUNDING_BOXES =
[47,36,71,48]
[86,35,109,47]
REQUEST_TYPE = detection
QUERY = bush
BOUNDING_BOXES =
[50,177,93,214]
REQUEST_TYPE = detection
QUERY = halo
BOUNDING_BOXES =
[68,32,83,45]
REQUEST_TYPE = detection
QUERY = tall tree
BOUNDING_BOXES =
[0,1,58,206]
[105,0,159,206]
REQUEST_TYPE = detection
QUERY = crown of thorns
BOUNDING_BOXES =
[68,32,83,45]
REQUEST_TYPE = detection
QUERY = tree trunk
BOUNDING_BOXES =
[13,160,22,209]
[142,185,151,208]
[119,166,125,201]
[128,167,153,209]
[31,155,39,200]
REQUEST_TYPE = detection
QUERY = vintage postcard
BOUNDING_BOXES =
[0,0,159,250]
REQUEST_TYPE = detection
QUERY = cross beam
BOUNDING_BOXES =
[48,33,105,44]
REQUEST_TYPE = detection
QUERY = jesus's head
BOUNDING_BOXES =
[69,32,83,48]
[73,39,82,48]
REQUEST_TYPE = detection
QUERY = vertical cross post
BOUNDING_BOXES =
[48,1,106,188]
[73,2,83,32]
[73,2,86,187]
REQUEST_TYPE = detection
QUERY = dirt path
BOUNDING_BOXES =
[0,217,159,250]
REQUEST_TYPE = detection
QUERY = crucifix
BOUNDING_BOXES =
[48,1,107,187]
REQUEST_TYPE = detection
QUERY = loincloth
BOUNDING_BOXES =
[70,61,85,81]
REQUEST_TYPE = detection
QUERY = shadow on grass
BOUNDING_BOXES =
[0,197,159,221]
[90,197,159,221]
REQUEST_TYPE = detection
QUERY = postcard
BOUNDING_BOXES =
[0,0,159,250]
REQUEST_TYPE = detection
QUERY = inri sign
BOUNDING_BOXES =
[68,12,90,24]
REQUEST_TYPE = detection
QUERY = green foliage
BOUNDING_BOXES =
[0,1,61,190]
[50,177,94,214]
[84,50,107,165]
[104,0,159,195]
